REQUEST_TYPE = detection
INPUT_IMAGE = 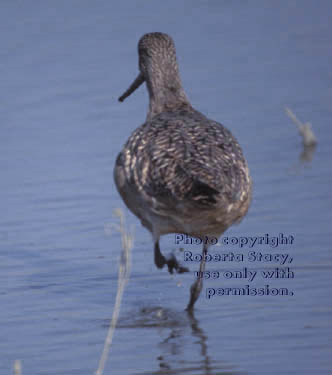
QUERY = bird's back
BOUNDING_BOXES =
[114,106,251,237]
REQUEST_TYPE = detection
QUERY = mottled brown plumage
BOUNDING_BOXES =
[114,32,252,311]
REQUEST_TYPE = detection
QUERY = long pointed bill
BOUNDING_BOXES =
[118,73,145,102]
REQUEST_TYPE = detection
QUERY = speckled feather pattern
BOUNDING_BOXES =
[115,32,252,238]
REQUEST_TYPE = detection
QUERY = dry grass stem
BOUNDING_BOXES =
[13,360,22,375]
[95,208,133,375]
[285,106,317,147]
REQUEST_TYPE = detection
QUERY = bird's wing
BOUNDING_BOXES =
[116,110,249,218]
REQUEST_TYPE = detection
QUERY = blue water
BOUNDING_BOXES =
[1,1,332,374]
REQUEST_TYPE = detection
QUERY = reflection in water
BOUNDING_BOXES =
[288,143,317,175]
[117,306,246,375]
[186,312,213,375]
[300,144,317,163]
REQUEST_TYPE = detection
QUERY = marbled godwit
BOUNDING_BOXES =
[114,32,252,311]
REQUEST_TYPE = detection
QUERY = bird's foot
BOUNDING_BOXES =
[166,254,189,274]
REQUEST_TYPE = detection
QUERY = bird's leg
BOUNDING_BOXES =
[154,241,189,274]
[154,241,166,269]
[186,242,209,312]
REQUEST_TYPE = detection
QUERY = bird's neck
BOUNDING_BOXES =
[145,71,191,121]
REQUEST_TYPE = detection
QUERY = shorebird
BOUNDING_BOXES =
[114,32,252,311]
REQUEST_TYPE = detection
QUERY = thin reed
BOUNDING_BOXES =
[285,106,317,146]
[95,208,133,375]
[13,360,21,375]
